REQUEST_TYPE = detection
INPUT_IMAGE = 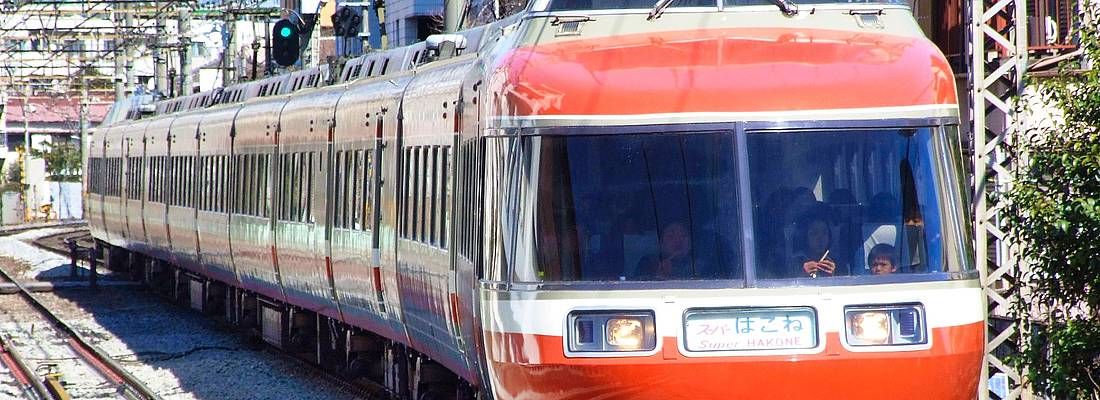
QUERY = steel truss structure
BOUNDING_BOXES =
[968,0,1030,395]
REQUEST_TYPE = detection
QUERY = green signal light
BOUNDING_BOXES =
[280,26,293,37]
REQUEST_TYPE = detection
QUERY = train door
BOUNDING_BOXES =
[454,74,487,388]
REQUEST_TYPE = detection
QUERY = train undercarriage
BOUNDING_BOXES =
[98,241,476,400]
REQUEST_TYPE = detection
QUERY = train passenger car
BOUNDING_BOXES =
[85,0,983,397]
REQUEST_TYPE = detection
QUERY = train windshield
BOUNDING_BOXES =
[747,127,975,280]
[522,125,973,284]
[548,0,905,11]
[526,132,743,282]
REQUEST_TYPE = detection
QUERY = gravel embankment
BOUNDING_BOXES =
[0,227,363,400]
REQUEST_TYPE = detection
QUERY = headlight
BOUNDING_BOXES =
[607,318,643,348]
[845,304,926,346]
[568,311,656,353]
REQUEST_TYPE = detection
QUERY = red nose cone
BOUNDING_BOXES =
[494,27,957,117]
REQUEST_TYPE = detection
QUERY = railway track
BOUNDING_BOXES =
[0,260,161,400]
[22,225,390,400]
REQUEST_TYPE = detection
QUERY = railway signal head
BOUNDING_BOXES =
[272,18,300,67]
[332,6,362,38]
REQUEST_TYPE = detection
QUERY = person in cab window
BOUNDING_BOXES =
[636,222,694,280]
[867,243,898,275]
[794,211,844,278]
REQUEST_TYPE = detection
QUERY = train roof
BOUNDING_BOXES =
[126,26,488,122]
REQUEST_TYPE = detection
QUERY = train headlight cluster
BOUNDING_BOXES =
[844,304,926,346]
[568,311,656,354]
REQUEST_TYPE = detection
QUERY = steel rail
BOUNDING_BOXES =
[0,334,51,400]
[0,263,162,400]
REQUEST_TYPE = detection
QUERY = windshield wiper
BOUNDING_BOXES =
[651,0,796,20]
[647,0,677,20]
[770,0,799,15]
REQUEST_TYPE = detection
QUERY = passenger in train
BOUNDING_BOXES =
[793,210,846,278]
[635,222,696,280]
[867,243,898,275]
[828,188,861,271]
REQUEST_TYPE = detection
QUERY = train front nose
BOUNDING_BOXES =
[480,287,984,400]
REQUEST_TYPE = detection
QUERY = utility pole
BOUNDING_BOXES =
[179,7,193,95]
[444,0,463,33]
[79,79,88,152]
[155,0,168,97]
[113,8,124,101]
[22,87,31,222]
[223,8,235,86]
[124,9,135,96]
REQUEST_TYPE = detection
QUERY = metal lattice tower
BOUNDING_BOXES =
[967,0,1029,395]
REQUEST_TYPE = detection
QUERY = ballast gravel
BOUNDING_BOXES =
[0,227,363,399]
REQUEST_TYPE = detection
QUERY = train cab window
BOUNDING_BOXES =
[379,59,390,76]
[746,127,974,280]
[549,0,713,10]
[365,61,374,77]
[525,132,742,282]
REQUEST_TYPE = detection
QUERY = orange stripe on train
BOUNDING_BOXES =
[483,321,982,399]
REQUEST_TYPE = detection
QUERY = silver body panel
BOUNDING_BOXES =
[275,85,344,318]
[230,95,287,302]
[196,104,240,285]
[166,110,205,274]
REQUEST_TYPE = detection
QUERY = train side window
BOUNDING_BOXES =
[166,157,173,205]
[418,147,428,242]
[428,146,439,246]
[161,156,167,203]
[263,154,271,217]
[441,146,450,249]
[251,154,257,216]
[353,149,363,229]
[402,147,412,237]
[210,156,215,211]
[252,154,257,216]
[241,155,251,215]
[142,158,149,201]
[197,156,205,210]
[347,149,357,228]
[216,155,223,212]
[349,149,361,229]
[205,156,212,211]
[308,151,316,223]
[361,149,372,231]
[286,153,296,221]
[365,61,374,77]
[334,150,345,228]
[287,152,297,221]
[288,153,298,221]
[276,154,286,220]
[223,155,231,213]
[187,156,194,207]
[380,58,389,76]
[298,152,306,222]
[412,146,419,237]
[236,155,245,213]
[254,153,263,216]
[345,150,355,230]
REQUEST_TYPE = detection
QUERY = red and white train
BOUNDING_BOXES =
[85,0,984,397]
